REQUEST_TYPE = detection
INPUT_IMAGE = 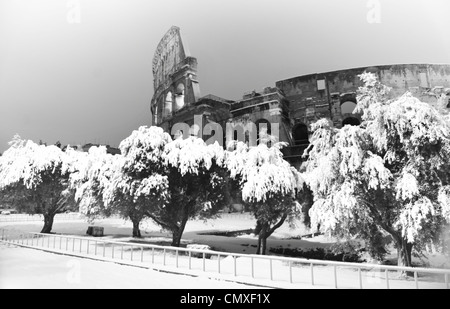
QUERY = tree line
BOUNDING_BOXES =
[1,73,449,266]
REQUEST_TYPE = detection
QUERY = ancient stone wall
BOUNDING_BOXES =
[150,27,201,125]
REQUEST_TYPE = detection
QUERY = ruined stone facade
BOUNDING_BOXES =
[151,27,450,169]
[276,64,450,167]
[151,27,232,143]
[151,26,202,132]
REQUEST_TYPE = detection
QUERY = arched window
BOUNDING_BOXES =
[157,98,164,124]
[341,101,357,115]
[340,99,360,127]
[292,123,309,145]
[165,92,173,117]
[153,105,158,125]
[255,119,271,146]
[175,83,185,110]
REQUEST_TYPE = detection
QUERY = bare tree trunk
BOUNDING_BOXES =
[41,213,55,234]
[260,237,267,255]
[131,219,141,238]
[256,224,268,255]
[171,226,183,247]
[397,239,413,267]
[256,214,288,255]
[171,214,190,247]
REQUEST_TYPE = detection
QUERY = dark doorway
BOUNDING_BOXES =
[342,117,361,126]
[292,124,309,145]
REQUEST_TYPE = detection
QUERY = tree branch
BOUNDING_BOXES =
[145,212,173,231]
[361,197,401,243]
[268,213,288,237]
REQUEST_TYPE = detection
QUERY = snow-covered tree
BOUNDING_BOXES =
[437,94,450,124]
[114,126,170,237]
[70,147,118,221]
[304,73,450,267]
[0,135,79,233]
[71,128,169,238]
[158,135,230,247]
[227,141,304,255]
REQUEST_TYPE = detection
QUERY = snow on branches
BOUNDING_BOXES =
[70,146,122,215]
[0,135,78,190]
[119,126,172,173]
[163,137,226,176]
[227,141,303,203]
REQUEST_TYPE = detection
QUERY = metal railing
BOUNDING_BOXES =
[1,229,449,289]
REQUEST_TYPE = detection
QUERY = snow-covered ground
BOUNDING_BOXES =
[0,243,265,289]
[1,214,449,289]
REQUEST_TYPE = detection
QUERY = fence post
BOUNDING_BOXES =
[163,248,166,265]
[188,251,192,270]
[251,257,254,278]
[79,239,82,253]
[289,261,293,283]
[95,241,97,256]
[385,269,390,289]
[103,242,106,257]
[310,263,314,286]
[2,229,4,241]
[121,245,124,260]
[217,254,220,273]
[269,259,273,281]
[203,252,206,272]
[59,236,62,249]
[234,256,237,277]
[414,271,418,289]
[359,268,363,289]
[152,248,154,264]
[131,246,133,261]
[112,244,115,258]
[72,238,75,252]
[141,246,144,262]
[334,265,338,289]
[87,240,90,254]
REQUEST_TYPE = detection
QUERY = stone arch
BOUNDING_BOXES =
[164,91,173,117]
[153,105,158,125]
[292,123,309,145]
[175,83,185,110]
[341,101,357,115]
[255,119,271,145]
[340,92,358,117]
[157,97,164,124]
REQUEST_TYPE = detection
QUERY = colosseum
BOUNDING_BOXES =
[150,26,450,168]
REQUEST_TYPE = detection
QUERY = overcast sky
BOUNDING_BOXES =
[1,0,450,153]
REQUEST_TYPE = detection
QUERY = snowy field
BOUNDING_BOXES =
[1,214,449,289]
